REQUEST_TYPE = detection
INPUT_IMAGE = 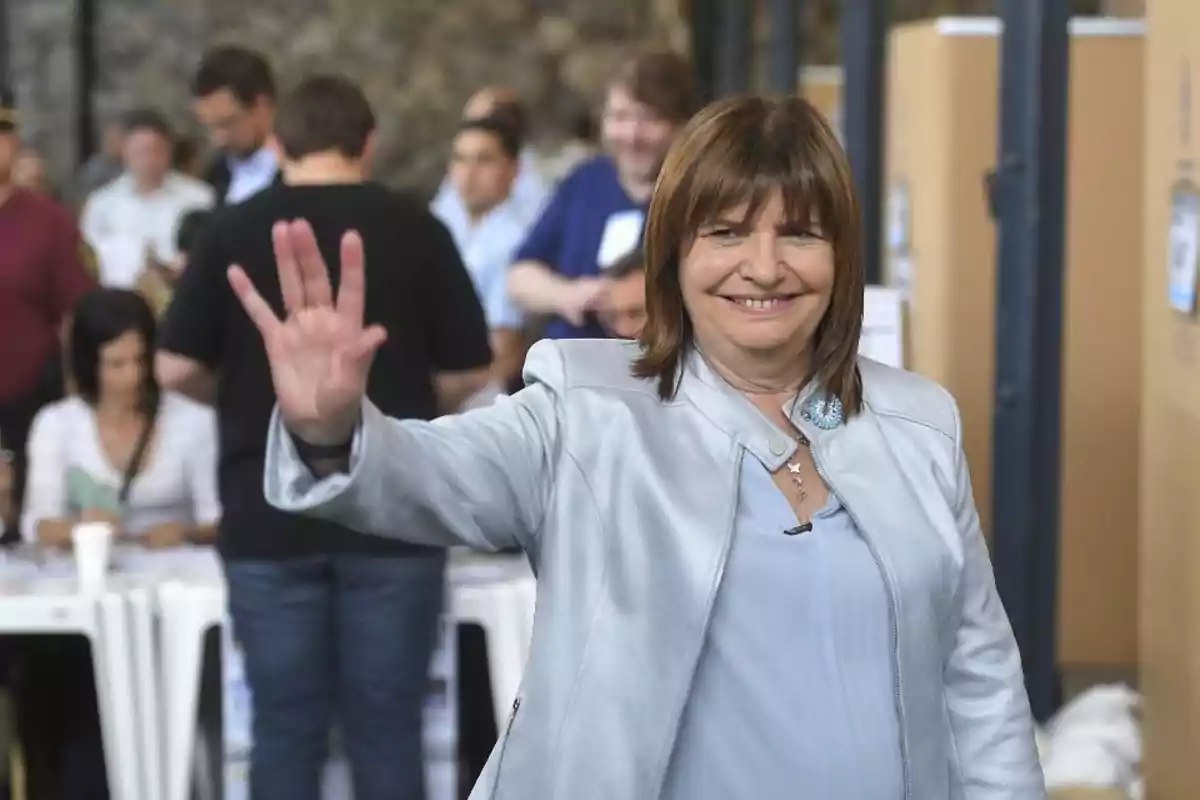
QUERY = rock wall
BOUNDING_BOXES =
[6,0,685,194]
[7,0,1111,193]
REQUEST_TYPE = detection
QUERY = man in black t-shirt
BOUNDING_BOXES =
[157,75,492,799]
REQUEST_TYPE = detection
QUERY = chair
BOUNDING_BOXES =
[157,578,225,800]
[448,554,536,728]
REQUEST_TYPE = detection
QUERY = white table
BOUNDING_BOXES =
[0,547,535,800]
[0,554,143,800]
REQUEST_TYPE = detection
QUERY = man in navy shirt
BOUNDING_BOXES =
[507,49,697,339]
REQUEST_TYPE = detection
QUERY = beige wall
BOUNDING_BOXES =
[800,66,842,134]
[1140,0,1200,795]
[1106,0,1146,16]
[887,18,1145,669]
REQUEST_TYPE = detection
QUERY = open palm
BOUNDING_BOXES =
[228,219,387,445]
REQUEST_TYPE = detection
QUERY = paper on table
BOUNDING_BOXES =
[859,287,905,369]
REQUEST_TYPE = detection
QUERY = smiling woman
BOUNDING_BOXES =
[245,94,1045,799]
[636,94,862,407]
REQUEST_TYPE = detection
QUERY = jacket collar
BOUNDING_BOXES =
[675,346,832,471]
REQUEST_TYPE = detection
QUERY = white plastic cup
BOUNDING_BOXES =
[72,522,114,593]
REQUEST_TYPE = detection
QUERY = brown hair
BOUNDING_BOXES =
[608,48,699,124]
[274,75,376,161]
[632,95,864,414]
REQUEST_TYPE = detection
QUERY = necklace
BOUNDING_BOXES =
[781,392,844,536]
[784,432,814,535]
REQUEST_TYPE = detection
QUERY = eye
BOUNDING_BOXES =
[783,228,826,244]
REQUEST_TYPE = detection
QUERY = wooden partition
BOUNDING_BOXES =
[1140,0,1200,795]
[886,17,1145,670]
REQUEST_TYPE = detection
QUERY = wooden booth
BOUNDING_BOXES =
[885,17,1145,672]
[1139,0,1200,794]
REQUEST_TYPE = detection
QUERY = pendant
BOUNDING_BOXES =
[783,521,813,536]
[801,393,844,431]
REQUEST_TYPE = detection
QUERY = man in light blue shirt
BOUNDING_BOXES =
[431,87,547,231]
[433,116,532,389]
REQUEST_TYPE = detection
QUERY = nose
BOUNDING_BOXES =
[742,233,787,287]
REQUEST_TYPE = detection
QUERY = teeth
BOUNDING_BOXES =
[736,298,785,309]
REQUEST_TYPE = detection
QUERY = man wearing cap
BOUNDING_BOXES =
[0,88,94,540]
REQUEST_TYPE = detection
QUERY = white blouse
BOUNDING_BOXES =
[20,392,221,542]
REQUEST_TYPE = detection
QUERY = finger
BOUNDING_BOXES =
[335,230,366,328]
[290,219,334,308]
[344,324,388,364]
[228,265,284,339]
[272,221,306,314]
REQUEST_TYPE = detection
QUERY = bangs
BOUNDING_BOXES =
[675,121,846,243]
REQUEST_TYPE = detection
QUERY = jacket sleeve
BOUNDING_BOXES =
[263,340,564,553]
[943,399,1047,799]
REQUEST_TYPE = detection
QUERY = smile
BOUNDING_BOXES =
[720,295,800,312]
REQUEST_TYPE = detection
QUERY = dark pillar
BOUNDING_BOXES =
[988,0,1072,723]
[690,0,720,105]
[715,0,752,96]
[840,0,886,285]
[75,0,97,163]
[0,0,10,89]
[766,0,802,94]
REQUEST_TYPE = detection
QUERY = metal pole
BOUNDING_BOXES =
[0,0,10,89]
[715,0,751,96]
[840,0,887,285]
[988,0,1071,723]
[690,0,720,105]
[767,0,802,94]
[75,0,96,162]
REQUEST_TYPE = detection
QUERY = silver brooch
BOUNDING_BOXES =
[802,394,844,430]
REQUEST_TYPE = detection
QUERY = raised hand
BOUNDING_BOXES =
[228,219,387,445]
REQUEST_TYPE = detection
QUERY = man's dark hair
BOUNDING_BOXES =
[122,108,173,140]
[273,75,377,161]
[192,46,276,105]
[608,248,645,281]
[486,100,528,145]
[457,116,521,161]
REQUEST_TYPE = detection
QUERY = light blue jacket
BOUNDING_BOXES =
[265,338,1046,800]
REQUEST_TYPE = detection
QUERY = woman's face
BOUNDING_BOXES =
[98,330,146,403]
[679,189,836,365]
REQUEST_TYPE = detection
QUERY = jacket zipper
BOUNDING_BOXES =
[489,696,521,799]
[811,446,913,800]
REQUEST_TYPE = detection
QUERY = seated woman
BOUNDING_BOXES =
[22,287,219,548]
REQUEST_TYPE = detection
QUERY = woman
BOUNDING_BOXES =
[233,96,1044,798]
[22,287,219,548]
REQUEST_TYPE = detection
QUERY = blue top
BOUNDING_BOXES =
[431,196,528,330]
[661,451,905,799]
[513,156,646,340]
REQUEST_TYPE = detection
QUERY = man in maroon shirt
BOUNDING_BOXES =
[0,88,94,537]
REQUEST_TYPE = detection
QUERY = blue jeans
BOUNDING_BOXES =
[225,553,446,800]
